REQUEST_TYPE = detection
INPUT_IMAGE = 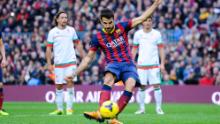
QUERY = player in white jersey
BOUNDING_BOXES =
[132,16,165,115]
[46,11,85,115]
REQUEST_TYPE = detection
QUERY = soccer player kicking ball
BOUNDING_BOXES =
[0,32,9,116]
[46,11,85,115]
[66,0,162,123]
[132,16,165,115]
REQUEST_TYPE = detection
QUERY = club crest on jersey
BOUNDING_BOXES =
[116,29,121,34]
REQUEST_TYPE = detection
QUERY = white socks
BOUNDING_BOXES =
[66,87,74,110]
[138,87,162,111]
[138,88,146,111]
[55,89,64,111]
[154,88,162,109]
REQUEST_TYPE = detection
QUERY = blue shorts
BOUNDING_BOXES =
[0,67,2,82]
[105,62,140,87]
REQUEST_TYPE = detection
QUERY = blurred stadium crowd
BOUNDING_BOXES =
[0,0,220,86]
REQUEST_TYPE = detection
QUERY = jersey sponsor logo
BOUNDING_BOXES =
[106,36,125,48]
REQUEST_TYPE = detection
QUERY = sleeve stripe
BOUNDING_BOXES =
[47,44,53,47]
[157,44,164,48]
[73,39,80,44]
[132,45,139,48]
[89,47,98,51]
[133,43,139,46]
[47,41,53,44]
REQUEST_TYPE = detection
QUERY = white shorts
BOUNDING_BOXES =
[137,68,161,85]
[54,65,77,84]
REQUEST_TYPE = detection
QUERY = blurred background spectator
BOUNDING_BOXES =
[0,0,219,85]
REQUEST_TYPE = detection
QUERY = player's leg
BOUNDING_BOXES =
[106,77,136,124]
[0,67,9,116]
[107,63,140,124]
[0,83,3,110]
[0,83,8,116]
[84,72,115,122]
[135,85,146,114]
[117,63,140,114]
[65,65,76,115]
[49,84,64,115]
[49,68,64,115]
[99,72,115,106]
[0,68,3,111]
[66,81,74,115]
[99,63,119,107]
[117,77,136,114]
[84,63,119,122]
[152,84,164,114]
[149,68,164,115]
[107,68,138,124]
[135,69,147,114]
[107,76,137,124]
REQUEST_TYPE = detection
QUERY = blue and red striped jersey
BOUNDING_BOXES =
[90,20,133,64]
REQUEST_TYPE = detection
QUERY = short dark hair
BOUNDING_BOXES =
[54,11,67,26]
[100,9,114,20]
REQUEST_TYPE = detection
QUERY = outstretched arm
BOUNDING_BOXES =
[0,38,6,68]
[73,50,96,77]
[131,0,162,28]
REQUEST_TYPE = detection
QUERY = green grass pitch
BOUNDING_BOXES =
[1,102,220,124]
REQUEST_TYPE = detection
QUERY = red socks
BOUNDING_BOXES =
[99,85,133,115]
[99,85,111,107]
[117,90,132,113]
[0,88,3,110]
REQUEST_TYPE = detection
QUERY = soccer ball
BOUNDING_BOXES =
[100,100,119,118]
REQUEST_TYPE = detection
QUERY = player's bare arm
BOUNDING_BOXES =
[75,41,86,58]
[131,0,162,28]
[0,38,6,68]
[131,46,138,61]
[46,45,53,73]
[67,50,96,79]
[159,45,166,74]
